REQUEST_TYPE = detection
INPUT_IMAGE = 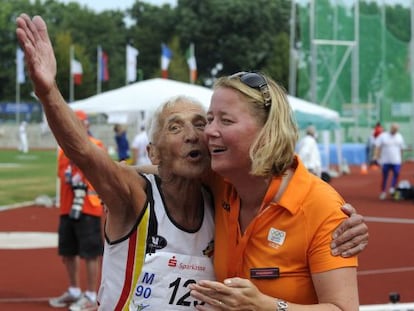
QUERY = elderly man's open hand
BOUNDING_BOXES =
[331,203,369,257]
[16,14,57,98]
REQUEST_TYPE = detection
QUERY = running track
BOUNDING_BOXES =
[1,162,414,310]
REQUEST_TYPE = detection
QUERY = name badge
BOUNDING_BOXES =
[250,267,279,279]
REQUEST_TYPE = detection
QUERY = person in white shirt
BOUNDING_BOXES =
[297,125,322,177]
[131,125,151,165]
[373,123,406,200]
[18,121,29,153]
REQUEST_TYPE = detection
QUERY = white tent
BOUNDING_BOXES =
[70,78,339,129]
[70,79,213,124]
[289,96,339,130]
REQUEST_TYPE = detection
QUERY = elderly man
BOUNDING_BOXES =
[17,14,215,309]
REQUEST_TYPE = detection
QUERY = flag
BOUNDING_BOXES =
[186,43,197,83]
[71,58,83,85]
[126,44,139,83]
[161,43,172,78]
[16,47,25,84]
[98,46,109,82]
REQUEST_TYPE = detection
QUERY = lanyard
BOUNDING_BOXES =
[226,176,282,278]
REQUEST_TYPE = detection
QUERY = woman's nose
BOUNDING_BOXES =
[204,121,218,137]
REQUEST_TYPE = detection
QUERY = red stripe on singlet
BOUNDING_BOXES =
[114,229,138,311]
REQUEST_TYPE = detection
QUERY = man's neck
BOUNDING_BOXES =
[161,179,204,231]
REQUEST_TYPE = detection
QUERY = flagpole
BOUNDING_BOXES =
[69,45,74,102]
[97,46,102,94]
[288,0,297,96]
[15,48,20,125]
[125,45,128,85]
[189,43,195,84]
[188,44,192,83]
[126,44,139,84]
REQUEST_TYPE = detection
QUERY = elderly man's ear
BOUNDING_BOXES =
[147,143,160,165]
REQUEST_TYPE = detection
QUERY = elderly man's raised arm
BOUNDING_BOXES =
[16,14,145,220]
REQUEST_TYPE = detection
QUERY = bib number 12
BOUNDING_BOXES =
[169,277,205,307]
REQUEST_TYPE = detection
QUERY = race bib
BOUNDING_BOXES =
[130,251,215,310]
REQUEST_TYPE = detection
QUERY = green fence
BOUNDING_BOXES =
[296,0,413,144]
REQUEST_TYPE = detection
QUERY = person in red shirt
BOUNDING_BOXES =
[373,121,383,138]
[368,122,384,168]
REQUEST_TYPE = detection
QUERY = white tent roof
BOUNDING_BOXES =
[70,78,339,129]
[289,95,339,130]
[70,78,212,116]
[288,95,339,122]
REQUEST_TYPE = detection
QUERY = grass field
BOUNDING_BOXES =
[0,149,57,206]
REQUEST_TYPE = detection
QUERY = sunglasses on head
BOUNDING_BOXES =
[230,71,272,108]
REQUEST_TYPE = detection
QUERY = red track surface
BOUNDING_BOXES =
[1,162,414,310]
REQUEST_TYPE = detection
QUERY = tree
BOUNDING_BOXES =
[5,0,411,111]
[263,32,290,90]
[128,0,177,79]
[175,0,291,86]
[0,0,33,101]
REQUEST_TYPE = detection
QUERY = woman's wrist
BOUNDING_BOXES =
[276,299,289,311]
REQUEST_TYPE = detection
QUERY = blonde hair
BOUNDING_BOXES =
[213,73,298,177]
[147,95,206,144]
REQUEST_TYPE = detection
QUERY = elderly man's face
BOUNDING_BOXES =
[150,100,210,179]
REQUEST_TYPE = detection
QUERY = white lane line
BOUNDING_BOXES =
[364,216,414,224]
[0,163,21,168]
[358,266,414,276]
[0,201,35,212]
[0,232,57,249]
[0,297,50,302]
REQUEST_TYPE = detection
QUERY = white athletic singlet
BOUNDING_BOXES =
[97,174,215,311]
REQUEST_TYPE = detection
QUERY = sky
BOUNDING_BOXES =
[56,0,177,12]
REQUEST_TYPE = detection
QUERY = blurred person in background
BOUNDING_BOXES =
[18,120,29,153]
[113,123,130,162]
[131,125,151,165]
[367,121,383,168]
[373,121,383,139]
[50,110,105,310]
[297,124,322,177]
[374,123,406,200]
